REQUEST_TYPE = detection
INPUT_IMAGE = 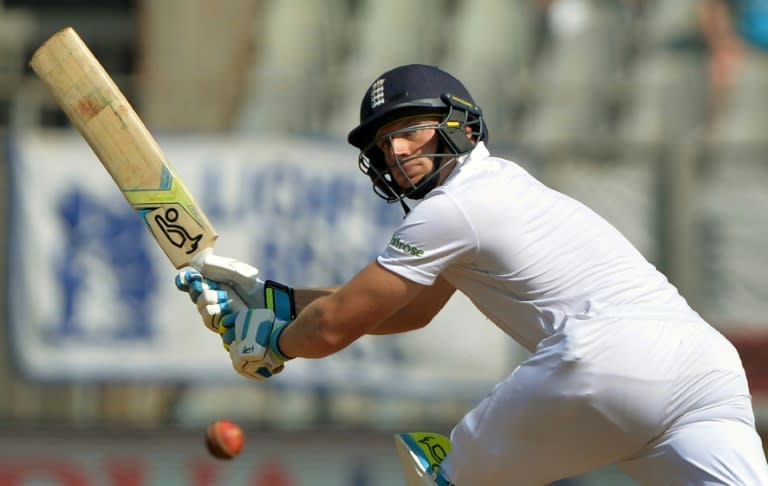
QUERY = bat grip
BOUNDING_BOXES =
[190,249,265,308]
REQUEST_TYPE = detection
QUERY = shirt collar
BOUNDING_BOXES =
[442,141,489,184]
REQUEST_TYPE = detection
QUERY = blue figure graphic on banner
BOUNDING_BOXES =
[54,189,156,341]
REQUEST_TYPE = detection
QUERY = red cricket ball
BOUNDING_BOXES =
[205,419,245,460]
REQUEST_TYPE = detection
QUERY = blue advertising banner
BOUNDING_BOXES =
[8,130,520,396]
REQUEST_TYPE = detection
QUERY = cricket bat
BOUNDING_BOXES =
[29,27,262,303]
[395,432,452,486]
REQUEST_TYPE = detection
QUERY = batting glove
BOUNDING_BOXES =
[220,308,293,380]
[175,269,248,333]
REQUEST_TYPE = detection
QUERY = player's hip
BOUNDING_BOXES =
[532,314,750,432]
[445,318,753,484]
[550,311,745,378]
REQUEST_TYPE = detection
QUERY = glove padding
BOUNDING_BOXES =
[175,269,247,333]
[220,308,293,381]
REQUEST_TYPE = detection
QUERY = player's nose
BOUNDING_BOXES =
[389,136,413,158]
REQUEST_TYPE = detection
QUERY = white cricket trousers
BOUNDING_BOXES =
[441,315,768,485]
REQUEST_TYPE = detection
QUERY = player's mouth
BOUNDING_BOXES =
[392,156,429,175]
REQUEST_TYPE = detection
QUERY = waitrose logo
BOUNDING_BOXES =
[389,236,424,257]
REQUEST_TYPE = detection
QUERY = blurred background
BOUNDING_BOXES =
[0,0,767,484]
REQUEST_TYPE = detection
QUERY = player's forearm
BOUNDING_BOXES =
[367,310,431,335]
[368,276,456,335]
[293,287,337,314]
[279,295,357,358]
[280,263,447,357]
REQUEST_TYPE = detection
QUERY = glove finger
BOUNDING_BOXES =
[187,279,204,303]
[195,289,230,309]
[221,326,236,345]
[215,283,248,315]
[221,312,238,328]
[174,273,187,292]
[175,269,203,292]
[189,280,223,304]
[210,312,224,335]
[198,304,228,334]
[195,293,235,334]
[225,297,247,315]
[216,297,247,317]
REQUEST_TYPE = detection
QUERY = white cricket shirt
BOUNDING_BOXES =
[378,142,698,351]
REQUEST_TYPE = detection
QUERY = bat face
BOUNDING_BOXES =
[29,27,217,269]
[123,165,210,259]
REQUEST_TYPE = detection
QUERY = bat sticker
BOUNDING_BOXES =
[140,205,204,255]
[153,207,203,254]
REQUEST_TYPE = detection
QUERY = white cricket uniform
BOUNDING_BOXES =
[377,143,768,485]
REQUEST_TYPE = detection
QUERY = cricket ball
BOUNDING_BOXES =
[205,419,244,460]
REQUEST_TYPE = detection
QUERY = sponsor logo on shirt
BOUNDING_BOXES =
[389,235,424,257]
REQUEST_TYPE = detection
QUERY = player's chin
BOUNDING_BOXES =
[395,173,425,191]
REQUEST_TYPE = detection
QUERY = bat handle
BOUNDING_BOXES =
[190,249,265,308]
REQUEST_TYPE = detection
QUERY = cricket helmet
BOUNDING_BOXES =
[348,64,488,204]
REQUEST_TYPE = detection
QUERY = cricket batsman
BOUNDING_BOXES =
[177,64,768,484]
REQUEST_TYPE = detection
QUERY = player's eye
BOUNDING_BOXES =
[377,137,391,152]
[404,128,423,139]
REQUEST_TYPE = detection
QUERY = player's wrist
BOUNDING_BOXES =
[269,321,294,361]
[262,279,296,362]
